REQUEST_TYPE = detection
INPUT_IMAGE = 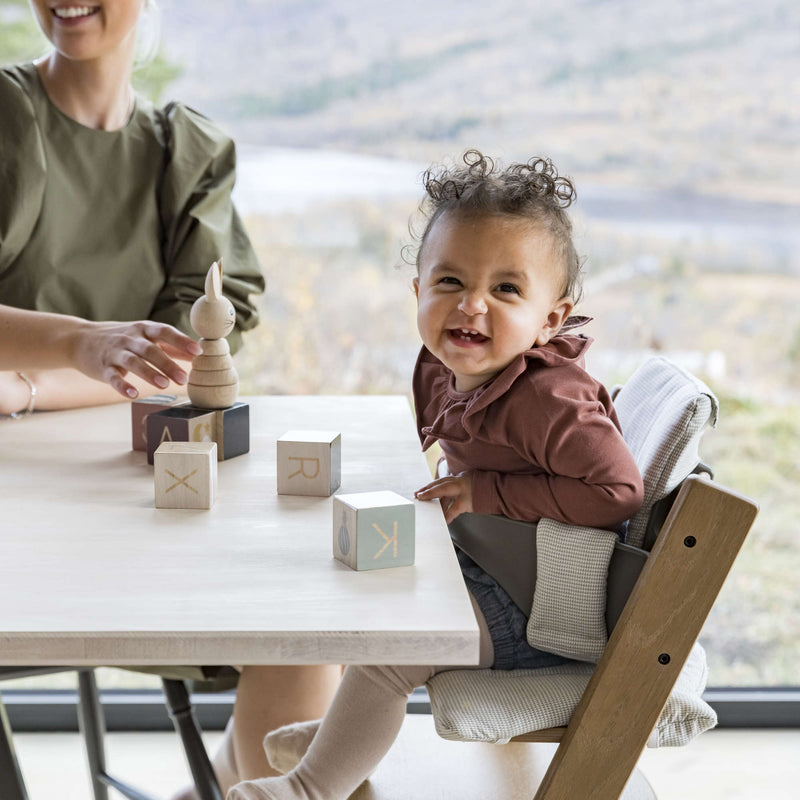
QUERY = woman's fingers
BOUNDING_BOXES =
[105,365,139,399]
[141,322,202,359]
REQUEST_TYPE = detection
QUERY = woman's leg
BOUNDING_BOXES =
[229,594,494,800]
[233,665,343,780]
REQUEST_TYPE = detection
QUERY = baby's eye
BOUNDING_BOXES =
[438,276,462,287]
[496,282,520,294]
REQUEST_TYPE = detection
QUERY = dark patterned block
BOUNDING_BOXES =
[145,402,249,463]
[215,402,250,460]
[146,406,217,464]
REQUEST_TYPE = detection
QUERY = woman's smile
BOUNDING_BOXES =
[51,5,100,23]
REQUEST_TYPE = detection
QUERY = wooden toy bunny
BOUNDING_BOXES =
[187,260,239,408]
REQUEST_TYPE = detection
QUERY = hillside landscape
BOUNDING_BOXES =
[158,0,799,205]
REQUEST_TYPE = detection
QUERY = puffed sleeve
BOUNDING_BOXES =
[0,69,46,275]
[155,102,265,353]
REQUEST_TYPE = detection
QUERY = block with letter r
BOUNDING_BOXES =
[277,430,341,497]
[333,491,415,571]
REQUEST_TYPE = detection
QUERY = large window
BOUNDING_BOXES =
[2,0,797,690]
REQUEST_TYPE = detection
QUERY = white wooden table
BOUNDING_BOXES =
[0,396,479,667]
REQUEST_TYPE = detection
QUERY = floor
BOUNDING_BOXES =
[12,724,800,800]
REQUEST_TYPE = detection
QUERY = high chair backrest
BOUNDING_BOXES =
[611,355,719,549]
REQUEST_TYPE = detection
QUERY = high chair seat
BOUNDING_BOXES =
[428,641,712,747]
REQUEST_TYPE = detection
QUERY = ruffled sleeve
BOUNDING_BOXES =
[470,368,644,529]
[0,68,46,275]
[155,102,265,353]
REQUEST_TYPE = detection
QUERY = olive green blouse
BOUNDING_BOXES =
[0,63,265,353]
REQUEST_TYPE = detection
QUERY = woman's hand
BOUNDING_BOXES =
[70,319,202,399]
[415,471,474,524]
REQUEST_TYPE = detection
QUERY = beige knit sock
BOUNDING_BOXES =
[263,719,321,775]
[227,663,436,800]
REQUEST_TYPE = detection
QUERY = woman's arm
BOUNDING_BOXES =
[154,104,265,354]
[0,306,201,414]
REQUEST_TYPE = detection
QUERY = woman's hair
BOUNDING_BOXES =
[411,149,584,303]
[133,0,162,71]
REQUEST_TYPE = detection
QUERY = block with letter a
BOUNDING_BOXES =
[333,491,415,571]
[277,430,341,497]
[146,406,217,465]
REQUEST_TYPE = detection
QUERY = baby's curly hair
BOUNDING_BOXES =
[413,150,584,303]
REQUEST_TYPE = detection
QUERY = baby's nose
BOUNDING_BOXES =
[458,291,488,315]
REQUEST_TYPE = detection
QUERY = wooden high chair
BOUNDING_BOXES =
[349,355,758,800]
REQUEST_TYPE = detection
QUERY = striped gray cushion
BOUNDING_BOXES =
[428,643,715,747]
[526,521,617,662]
[613,356,718,548]
[428,660,594,743]
[647,641,716,747]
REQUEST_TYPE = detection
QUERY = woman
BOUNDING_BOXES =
[0,2,340,793]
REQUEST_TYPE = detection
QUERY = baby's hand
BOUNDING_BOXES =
[415,472,473,524]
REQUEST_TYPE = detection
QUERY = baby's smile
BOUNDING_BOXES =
[448,327,490,346]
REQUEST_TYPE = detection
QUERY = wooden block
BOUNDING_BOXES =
[215,402,250,460]
[277,430,341,497]
[154,442,217,509]
[130,394,182,451]
[333,491,415,571]
[146,406,217,465]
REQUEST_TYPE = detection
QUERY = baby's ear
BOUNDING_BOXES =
[535,296,574,346]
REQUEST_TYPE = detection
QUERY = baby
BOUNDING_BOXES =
[228,150,643,800]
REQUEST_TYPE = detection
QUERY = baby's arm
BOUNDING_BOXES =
[472,465,642,529]
[471,398,643,529]
[415,472,473,525]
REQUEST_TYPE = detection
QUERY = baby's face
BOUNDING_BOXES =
[414,213,573,392]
